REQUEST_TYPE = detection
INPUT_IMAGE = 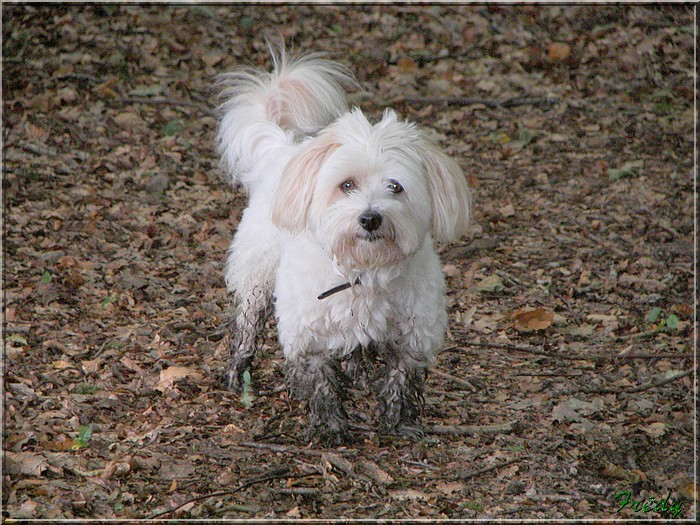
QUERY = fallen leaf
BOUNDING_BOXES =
[442,263,460,278]
[551,402,580,423]
[397,56,417,74]
[102,459,131,479]
[5,452,49,476]
[475,274,505,293]
[499,203,515,217]
[640,422,667,439]
[155,366,203,392]
[389,489,430,501]
[677,477,697,500]
[512,307,554,332]
[114,111,144,128]
[201,51,224,68]
[547,42,571,61]
[286,506,302,518]
[355,460,394,486]
[43,436,76,451]
[436,481,464,495]
[566,323,595,337]
[52,360,76,370]
[601,463,646,483]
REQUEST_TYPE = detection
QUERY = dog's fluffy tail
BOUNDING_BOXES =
[217,45,355,189]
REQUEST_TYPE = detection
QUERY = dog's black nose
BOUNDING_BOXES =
[358,210,382,232]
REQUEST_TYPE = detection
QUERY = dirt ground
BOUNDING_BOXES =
[3,4,696,521]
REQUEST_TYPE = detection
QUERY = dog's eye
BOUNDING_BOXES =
[340,180,356,193]
[387,180,404,194]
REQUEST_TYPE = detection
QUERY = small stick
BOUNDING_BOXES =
[455,339,693,361]
[395,95,558,109]
[582,368,695,395]
[270,487,320,496]
[429,420,517,436]
[148,467,292,519]
[457,457,523,481]
[431,369,478,392]
[119,97,213,114]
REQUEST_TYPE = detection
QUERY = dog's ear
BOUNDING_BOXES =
[421,143,471,242]
[272,133,341,233]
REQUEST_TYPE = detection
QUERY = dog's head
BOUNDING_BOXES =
[272,109,471,271]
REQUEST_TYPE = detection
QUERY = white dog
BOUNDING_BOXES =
[217,47,471,443]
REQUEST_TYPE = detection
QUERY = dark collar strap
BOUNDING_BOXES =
[317,277,361,300]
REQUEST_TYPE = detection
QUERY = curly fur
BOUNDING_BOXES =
[217,45,471,442]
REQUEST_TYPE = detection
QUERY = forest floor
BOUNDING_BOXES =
[3,4,696,521]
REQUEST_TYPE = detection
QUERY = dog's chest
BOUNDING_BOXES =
[321,284,401,350]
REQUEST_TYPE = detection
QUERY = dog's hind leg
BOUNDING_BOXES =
[225,285,272,391]
[223,214,278,391]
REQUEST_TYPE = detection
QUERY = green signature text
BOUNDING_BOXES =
[615,491,684,518]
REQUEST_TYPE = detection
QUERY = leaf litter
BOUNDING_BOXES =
[3,4,694,520]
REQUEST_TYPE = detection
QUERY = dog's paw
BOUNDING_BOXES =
[224,354,254,392]
[224,368,241,391]
[307,410,350,447]
[378,420,424,441]
[307,424,351,447]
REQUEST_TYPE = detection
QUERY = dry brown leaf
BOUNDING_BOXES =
[499,203,515,217]
[640,422,667,439]
[51,360,76,370]
[600,463,647,483]
[436,481,464,495]
[442,263,460,278]
[512,307,554,332]
[155,366,202,392]
[355,460,394,486]
[551,402,580,423]
[102,459,132,479]
[5,452,49,476]
[43,436,76,452]
[114,111,144,128]
[547,42,571,61]
[389,489,430,501]
[397,56,418,74]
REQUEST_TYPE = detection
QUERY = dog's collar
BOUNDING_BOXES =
[317,277,361,300]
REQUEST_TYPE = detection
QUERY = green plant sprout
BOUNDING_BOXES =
[73,424,94,450]
[240,369,255,408]
[646,307,679,331]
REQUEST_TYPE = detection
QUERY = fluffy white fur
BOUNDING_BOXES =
[217,47,471,442]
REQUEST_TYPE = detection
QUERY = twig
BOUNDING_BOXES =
[432,369,478,392]
[581,368,695,395]
[499,506,549,516]
[257,384,287,397]
[613,352,695,360]
[270,487,320,496]
[17,140,57,157]
[148,467,292,519]
[119,97,213,114]
[239,441,343,458]
[429,420,518,436]
[454,339,693,361]
[395,95,558,109]
[457,456,523,481]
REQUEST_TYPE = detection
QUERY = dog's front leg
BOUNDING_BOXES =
[377,347,427,438]
[286,352,349,445]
